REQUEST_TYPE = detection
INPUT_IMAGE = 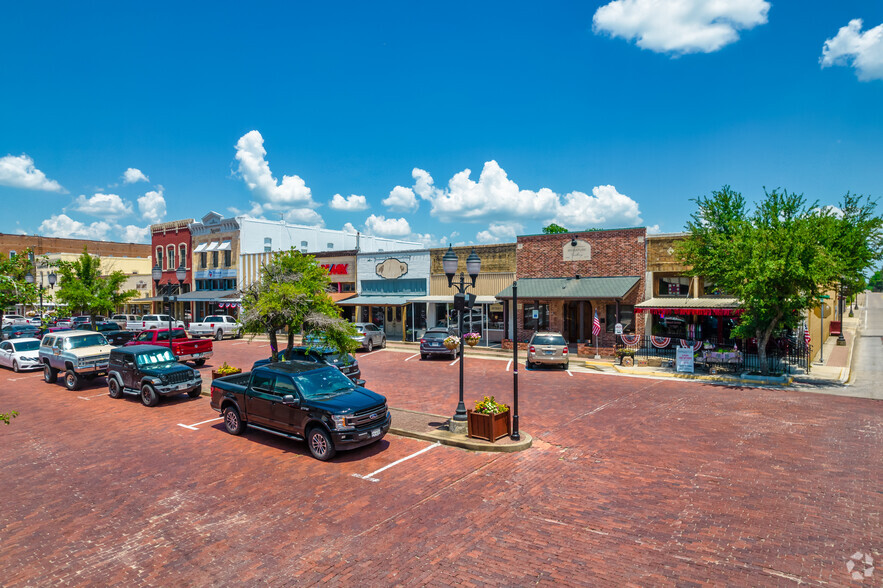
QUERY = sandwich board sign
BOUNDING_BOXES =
[676,346,694,373]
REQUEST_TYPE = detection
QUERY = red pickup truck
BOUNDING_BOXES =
[126,328,214,366]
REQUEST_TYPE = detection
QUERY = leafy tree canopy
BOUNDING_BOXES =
[542,223,568,234]
[240,248,358,361]
[869,268,883,292]
[817,193,883,297]
[0,248,38,325]
[54,247,138,326]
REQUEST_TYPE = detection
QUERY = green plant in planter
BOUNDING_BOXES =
[215,361,242,376]
[473,395,508,415]
[615,348,636,357]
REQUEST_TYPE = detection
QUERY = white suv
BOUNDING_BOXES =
[139,315,185,330]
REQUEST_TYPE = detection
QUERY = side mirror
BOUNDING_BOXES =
[282,394,299,406]
[353,379,366,387]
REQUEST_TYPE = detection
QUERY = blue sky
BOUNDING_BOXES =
[2,1,882,246]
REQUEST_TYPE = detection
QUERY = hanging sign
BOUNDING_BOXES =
[676,346,694,373]
[614,323,623,335]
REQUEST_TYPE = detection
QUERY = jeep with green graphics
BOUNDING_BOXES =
[107,345,202,407]
[38,330,114,391]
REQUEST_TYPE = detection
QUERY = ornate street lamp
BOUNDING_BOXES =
[443,245,481,432]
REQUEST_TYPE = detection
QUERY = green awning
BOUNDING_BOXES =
[495,276,640,300]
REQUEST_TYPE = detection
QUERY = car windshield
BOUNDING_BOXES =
[135,349,177,366]
[13,341,40,352]
[293,368,356,399]
[64,334,108,349]
[533,335,566,345]
[423,331,447,339]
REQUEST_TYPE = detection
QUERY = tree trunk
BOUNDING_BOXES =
[755,313,782,376]
[269,329,279,362]
[286,329,295,356]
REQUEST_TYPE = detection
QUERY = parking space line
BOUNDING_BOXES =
[566,370,573,376]
[449,357,460,366]
[77,392,108,400]
[404,353,420,361]
[360,349,387,358]
[506,359,512,372]
[231,342,252,346]
[352,443,440,482]
[178,417,223,430]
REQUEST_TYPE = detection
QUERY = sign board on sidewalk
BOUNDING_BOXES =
[676,346,694,373]
[614,323,623,335]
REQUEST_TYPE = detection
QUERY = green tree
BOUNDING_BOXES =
[542,223,568,234]
[679,186,837,374]
[0,248,38,326]
[240,248,358,361]
[54,247,138,327]
[869,268,883,292]
[818,193,883,298]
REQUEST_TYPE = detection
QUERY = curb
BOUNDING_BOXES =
[389,426,533,453]
[611,365,794,386]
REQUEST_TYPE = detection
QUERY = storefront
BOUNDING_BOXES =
[338,249,429,341]
[635,297,741,340]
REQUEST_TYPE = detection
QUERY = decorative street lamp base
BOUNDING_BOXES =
[448,419,468,435]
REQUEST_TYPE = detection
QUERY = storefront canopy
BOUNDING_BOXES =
[635,297,741,316]
[336,295,413,306]
[495,276,640,300]
[175,290,241,303]
[407,295,499,304]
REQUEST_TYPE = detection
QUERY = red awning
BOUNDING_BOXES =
[635,307,742,316]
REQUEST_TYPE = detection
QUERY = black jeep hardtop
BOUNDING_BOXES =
[108,345,202,406]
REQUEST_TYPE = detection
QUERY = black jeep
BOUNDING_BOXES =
[107,345,202,406]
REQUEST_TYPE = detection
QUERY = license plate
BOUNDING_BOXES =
[544,350,554,355]
[371,428,381,438]
[192,353,203,358]
[177,383,188,390]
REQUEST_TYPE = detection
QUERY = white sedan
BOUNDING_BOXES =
[0,338,42,372]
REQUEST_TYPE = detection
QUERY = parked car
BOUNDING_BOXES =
[420,328,459,360]
[253,346,363,384]
[188,315,243,340]
[138,314,185,330]
[80,321,137,346]
[110,314,140,330]
[54,317,73,328]
[0,338,42,372]
[526,331,569,370]
[2,314,39,327]
[107,345,202,406]
[69,316,106,329]
[36,326,72,339]
[210,361,391,461]
[1,324,41,340]
[126,328,213,366]
[351,322,386,352]
[38,330,113,390]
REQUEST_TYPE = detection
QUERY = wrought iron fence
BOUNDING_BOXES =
[612,334,810,374]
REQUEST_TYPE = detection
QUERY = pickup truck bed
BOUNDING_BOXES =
[126,328,213,366]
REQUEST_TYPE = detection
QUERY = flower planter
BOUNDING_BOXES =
[467,408,511,442]
[212,369,241,380]
[465,337,480,347]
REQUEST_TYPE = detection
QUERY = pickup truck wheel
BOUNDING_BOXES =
[215,329,224,341]
[223,407,245,435]
[194,359,206,367]
[187,386,202,398]
[366,339,373,352]
[44,364,58,383]
[307,427,336,461]
[108,377,124,399]
[64,370,81,391]
[140,383,159,407]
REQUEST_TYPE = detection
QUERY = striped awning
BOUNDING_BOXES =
[635,297,742,316]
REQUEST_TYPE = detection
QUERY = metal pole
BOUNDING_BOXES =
[453,274,467,422]
[511,280,520,441]
[837,284,846,344]
[819,301,824,364]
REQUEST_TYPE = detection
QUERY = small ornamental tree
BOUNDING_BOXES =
[0,248,38,326]
[239,248,358,361]
[54,247,138,327]
[678,186,837,374]
[542,223,568,234]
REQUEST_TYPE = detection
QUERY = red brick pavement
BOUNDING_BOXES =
[0,340,880,586]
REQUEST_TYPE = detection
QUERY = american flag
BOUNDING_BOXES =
[592,310,601,336]
[803,320,811,347]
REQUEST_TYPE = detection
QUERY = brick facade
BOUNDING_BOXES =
[0,233,151,259]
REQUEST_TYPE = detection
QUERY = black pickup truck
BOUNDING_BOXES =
[210,361,391,460]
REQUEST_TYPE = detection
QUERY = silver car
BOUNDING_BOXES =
[526,332,569,370]
[351,323,386,352]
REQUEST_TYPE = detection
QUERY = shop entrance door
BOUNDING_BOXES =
[564,301,592,343]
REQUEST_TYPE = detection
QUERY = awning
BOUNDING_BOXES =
[407,295,500,304]
[635,297,742,316]
[495,277,641,300]
[218,240,232,251]
[205,241,219,251]
[193,242,208,253]
[336,295,413,306]
[175,290,241,303]
[329,292,357,303]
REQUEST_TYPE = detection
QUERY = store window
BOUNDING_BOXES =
[179,244,187,269]
[167,246,175,270]
[606,305,635,332]
[658,276,690,297]
[264,237,272,253]
[224,250,231,267]
[702,280,727,296]
[212,251,218,268]
[155,247,163,270]
[522,303,549,331]
[200,252,207,269]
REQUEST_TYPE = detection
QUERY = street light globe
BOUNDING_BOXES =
[466,248,481,281]
[442,244,458,280]
[25,272,35,284]
[175,262,187,284]
[48,272,57,286]
[151,264,162,283]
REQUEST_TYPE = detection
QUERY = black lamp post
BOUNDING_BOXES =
[837,284,846,345]
[442,245,481,426]
[25,266,57,321]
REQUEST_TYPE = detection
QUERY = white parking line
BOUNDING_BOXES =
[506,359,512,372]
[360,349,387,358]
[404,353,420,361]
[77,392,108,400]
[566,370,573,377]
[449,357,460,366]
[177,417,223,430]
[231,342,251,346]
[352,443,440,482]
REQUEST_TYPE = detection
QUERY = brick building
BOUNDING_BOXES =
[146,219,194,318]
[496,228,647,355]
[0,233,150,259]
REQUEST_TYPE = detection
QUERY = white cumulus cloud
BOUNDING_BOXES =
[405,161,645,229]
[138,187,166,224]
[329,193,369,211]
[342,222,358,234]
[123,168,149,184]
[364,214,411,237]
[0,154,66,193]
[383,186,419,212]
[592,0,770,55]
[38,214,112,240]
[72,193,133,218]
[821,19,883,81]
[234,130,323,225]
[476,222,525,244]
[118,224,150,243]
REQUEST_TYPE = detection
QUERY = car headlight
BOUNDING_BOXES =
[331,415,354,431]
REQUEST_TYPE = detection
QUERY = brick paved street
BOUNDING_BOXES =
[1,340,881,586]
